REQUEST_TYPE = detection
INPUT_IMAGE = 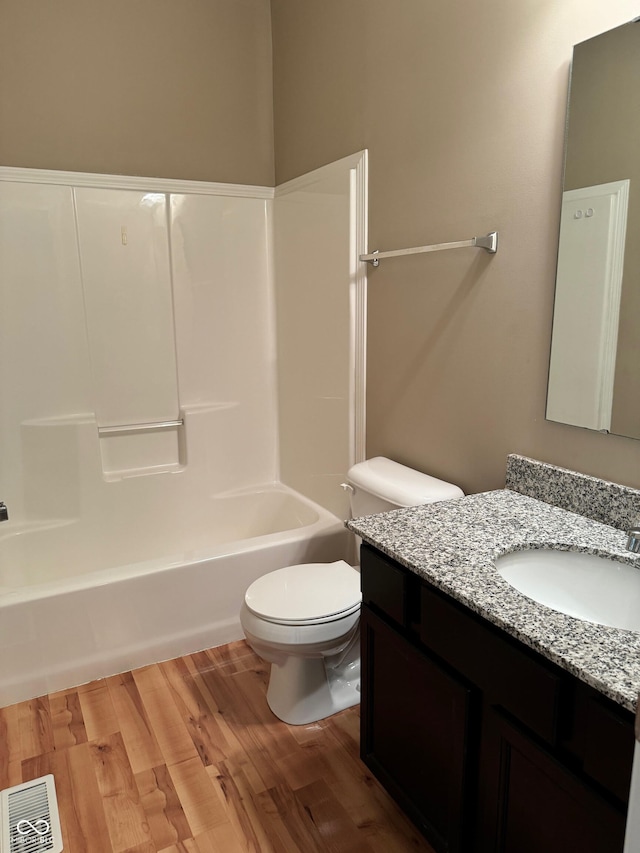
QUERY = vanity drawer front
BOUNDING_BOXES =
[361,545,408,628]
[421,587,563,745]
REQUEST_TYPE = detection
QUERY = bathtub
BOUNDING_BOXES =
[0,485,352,707]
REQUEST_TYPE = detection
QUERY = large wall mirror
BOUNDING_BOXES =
[546,19,640,439]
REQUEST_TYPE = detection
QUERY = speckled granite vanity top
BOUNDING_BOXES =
[347,455,640,712]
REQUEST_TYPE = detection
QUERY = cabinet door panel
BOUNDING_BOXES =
[421,586,562,746]
[478,708,626,853]
[361,604,473,853]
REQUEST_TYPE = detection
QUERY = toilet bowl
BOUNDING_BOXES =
[240,457,464,725]
[240,560,361,725]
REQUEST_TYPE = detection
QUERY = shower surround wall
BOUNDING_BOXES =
[274,155,368,518]
[0,155,366,702]
[0,178,279,554]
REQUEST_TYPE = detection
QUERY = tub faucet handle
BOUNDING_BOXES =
[0,502,7,522]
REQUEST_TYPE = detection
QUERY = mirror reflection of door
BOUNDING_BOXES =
[547,180,629,432]
[546,20,640,439]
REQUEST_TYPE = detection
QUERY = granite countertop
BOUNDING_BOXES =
[347,487,640,713]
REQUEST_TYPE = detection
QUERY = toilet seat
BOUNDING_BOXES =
[244,560,361,626]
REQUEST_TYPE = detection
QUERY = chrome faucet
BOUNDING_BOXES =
[626,528,640,553]
[0,502,7,522]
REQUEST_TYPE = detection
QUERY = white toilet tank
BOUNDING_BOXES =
[346,456,463,516]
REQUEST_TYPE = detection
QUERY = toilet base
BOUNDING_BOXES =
[239,593,361,725]
[266,652,361,725]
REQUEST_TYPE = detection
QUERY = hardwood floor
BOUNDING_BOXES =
[0,640,435,852]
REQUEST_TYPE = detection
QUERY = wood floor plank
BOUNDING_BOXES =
[132,665,201,767]
[135,764,192,850]
[295,777,378,852]
[160,657,230,767]
[268,782,334,853]
[157,830,239,853]
[287,718,330,746]
[201,640,259,676]
[331,700,362,751]
[1,760,23,790]
[50,690,88,749]
[181,654,276,806]
[252,785,318,853]
[189,657,283,793]
[161,836,208,852]
[198,657,304,793]
[167,757,229,837]
[88,731,154,852]
[0,703,21,784]
[215,759,299,853]
[183,654,252,766]
[16,696,54,759]
[78,680,119,741]
[316,722,431,850]
[118,843,156,853]
[206,759,274,853]
[107,671,165,774]
[273,738,327,791]
[192,822,250,852]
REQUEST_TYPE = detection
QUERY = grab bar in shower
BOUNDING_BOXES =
[98,419,184,436]
[360,231,498,267]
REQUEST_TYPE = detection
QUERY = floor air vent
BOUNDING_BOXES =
[1,775,63,853]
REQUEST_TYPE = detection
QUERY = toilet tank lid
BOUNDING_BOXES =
[347,456,464,507]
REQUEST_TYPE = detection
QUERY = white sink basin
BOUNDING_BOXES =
[495,548,640,632]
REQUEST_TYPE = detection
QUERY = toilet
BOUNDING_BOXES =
[240,456,464,725]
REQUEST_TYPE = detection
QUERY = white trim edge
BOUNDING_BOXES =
[274,151,368,198]
[0,167,274,199]
[352,152,368,465]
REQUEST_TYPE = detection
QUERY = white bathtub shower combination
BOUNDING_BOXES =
[0,154,367,707]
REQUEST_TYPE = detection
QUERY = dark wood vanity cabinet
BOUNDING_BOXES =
[360,544,635,853]
[477,707,626,853]
[361,605,474,851]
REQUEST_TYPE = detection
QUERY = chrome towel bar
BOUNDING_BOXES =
[98,419,184,436]
[360,231,498,267]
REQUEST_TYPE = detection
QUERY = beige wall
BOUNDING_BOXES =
[0,0,274,185]
[271,0,640,495]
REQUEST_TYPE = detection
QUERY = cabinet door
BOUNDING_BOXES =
[478,707,626,853]
[361,604,473,853]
